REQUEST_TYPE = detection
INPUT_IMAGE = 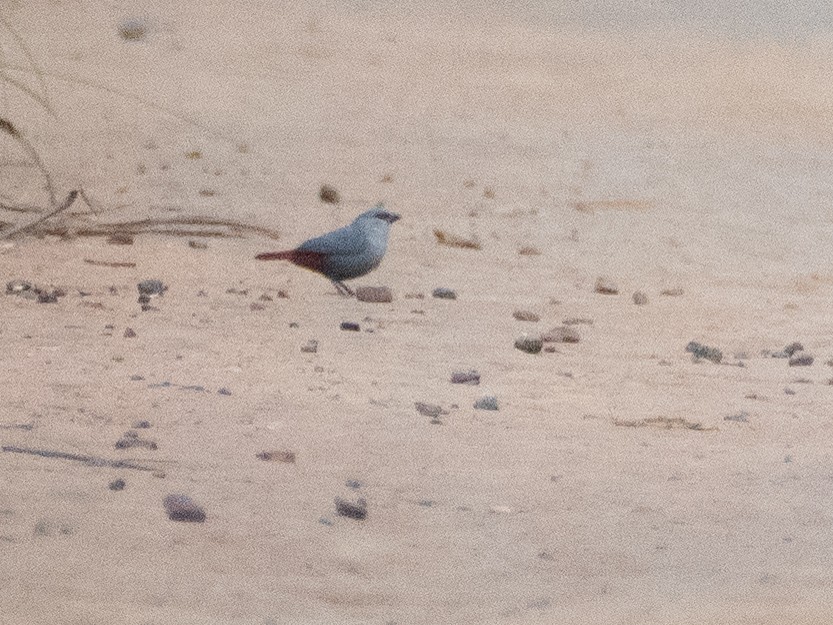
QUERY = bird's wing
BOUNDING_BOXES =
[296,222,368,256]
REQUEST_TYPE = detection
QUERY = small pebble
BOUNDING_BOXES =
[256,450,296,463]
[724,411,749,423]
[784,387,796,395]
[217,387,232,396]
[788,351,814,367]
[432,287,457,300]
[335,497,367,520]
[541,326,581,343]
[188,240,208,249]
[115,435,157,450]
[784,342,804,356]
[340,321,360,332]
[355,286,393,303]
[515,335,543,354]
[137,280,167,296]
[301,340,318,353]
[163,494,206,523]
[450,370,480,385]
[660,287,684,296]
[594,277,618,295]
[6,280,31,294]
[345,479,362,490]
[685,341,723,363]
[123,327,137,338]
[415,402,447,418]
[118,18,148,42]
[474,395,499,411]
[132,420,151,429]
[513,310,540,322]
[632,291,649,305]
[109,479,126,491]
[562,317,593,326]
[319,184,340,204]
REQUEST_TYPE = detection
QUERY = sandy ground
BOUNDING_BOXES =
[2,1,833,623]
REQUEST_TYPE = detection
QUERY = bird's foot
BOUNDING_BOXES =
[333,281,355,297]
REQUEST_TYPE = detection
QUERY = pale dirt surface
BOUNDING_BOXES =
[2,2,833,624]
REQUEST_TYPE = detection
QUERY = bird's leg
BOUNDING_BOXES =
[333,281,355,297]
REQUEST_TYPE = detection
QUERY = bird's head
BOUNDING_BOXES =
[358,203,401,224]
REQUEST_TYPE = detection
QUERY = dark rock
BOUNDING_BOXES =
[432,287,457,300]
[163,494,206,522]
[515,335,543,354]
[345,480,362,490]
[132,420,151,429]
[632,291,649,305]
[660,287,684,296]
[784,342,805,357]
[474,395,499,411]
[788,351,814,367]
[123,327,137,338]
[137,280,167,296]
[301,340,319,353]
[335,497,367,520]
[340,321,360,331]
[319,184,340,204]
[450,370,480,385]
[109,479,126,491]
[217,387,232,396]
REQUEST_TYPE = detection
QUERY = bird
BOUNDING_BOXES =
[255,203,400,296]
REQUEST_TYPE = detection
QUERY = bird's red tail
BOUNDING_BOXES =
[255,250,295,261]
[255,249,325,272]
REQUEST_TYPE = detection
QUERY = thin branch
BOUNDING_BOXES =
[0,116,56,206]
[2,445,156,472]
[0,189,77,239]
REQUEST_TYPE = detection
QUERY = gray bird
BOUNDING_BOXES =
[255,204,400,296]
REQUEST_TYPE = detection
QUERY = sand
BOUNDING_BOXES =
[2,2,833,623]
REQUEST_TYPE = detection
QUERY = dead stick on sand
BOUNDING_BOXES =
[1,444,156,472]
[0,189,77,239]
